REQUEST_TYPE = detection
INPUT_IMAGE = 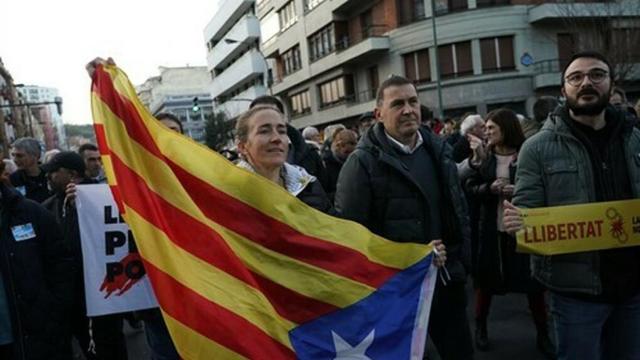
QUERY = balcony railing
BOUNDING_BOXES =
[336,25,388,51]
[533,59,563,74]
[319,89,376,110]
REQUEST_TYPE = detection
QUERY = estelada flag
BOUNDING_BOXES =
[90,64,437,359]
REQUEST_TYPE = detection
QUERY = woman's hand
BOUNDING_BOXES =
[429,239,447,268]
[501,184,515,197]
[503,200,524,235]
[490,178,507,195]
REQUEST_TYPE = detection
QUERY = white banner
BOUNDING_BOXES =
[76,184,158,316]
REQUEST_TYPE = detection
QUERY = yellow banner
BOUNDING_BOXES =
[516,199,640,255]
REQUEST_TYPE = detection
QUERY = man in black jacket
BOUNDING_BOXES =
[42,152,128,360]
[0,182,74,359]
[335,76,473,360]
[9,138,51,203]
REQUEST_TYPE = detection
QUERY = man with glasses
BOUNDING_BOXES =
[504,51,640,359]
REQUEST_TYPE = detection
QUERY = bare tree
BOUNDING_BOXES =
[554,0,640,83]
[204,111,235,152]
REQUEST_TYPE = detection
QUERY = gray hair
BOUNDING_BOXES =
[12,137,42,159]
[324,124,346,142]
[460,115,484,136]
[302,126,319,140]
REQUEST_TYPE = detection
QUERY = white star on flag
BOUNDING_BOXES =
[332,329,375,360]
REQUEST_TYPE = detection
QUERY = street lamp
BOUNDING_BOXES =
[224,37,273,95]
[430,0,444,119]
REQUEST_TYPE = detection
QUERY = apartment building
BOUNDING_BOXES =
[256,0,640,128]
[137,66,213,143]
[204,0,270,119]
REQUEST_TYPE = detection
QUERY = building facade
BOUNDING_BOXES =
[16,85,65,150]
[137,66,213,143]
[256,0,640,128]
[204,0,270,119]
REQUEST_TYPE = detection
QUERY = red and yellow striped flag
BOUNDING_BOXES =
[90,64,435,359]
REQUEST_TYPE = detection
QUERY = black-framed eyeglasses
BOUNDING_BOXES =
[564,70,609,86]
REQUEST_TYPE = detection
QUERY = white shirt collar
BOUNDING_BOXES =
[384,131,423,154]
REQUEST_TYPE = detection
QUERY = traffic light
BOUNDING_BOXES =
[192,97,200,113]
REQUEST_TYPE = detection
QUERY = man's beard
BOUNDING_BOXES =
[566,88,609,116]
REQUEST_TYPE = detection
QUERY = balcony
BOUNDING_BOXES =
[528,1,628,24]
[532,59,562,89]
[217,85,268,118]
[203,0,254,44]
[210,50,267,98]
[310,26,390,77]
[207,15,261,70]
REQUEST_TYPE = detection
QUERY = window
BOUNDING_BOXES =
[557,33,577,70]
[304,0,325,12]
[398,0,427,25]
[261,11,280,44]
[308,24,335,61]
[368,66,379,100]
[433,0,468,15]
[476,0,510,7]
[612,28,640,63]
[438,41,472,79]
[403,49,431,84]
[318,76,354,108]
[290,90,312,116]
[281,45,302,76]
[278,1,297,31]
[480,36,515,73]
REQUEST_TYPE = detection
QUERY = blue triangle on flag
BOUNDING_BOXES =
[289,254,434,359]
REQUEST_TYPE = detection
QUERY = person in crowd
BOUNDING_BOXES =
[319,124,346,160]
[236,105,333,213]
[9,138,51,202]
[42,151,129,360]
[463,108,554,358]
[358,111,376,137]
[609,86,627,107]
[3,159,17,176]
[249,96,327,187]
[322,128,357,202]
[443,118,462,145]
[79,143,106,183]
[335,75,470,360]
[521,96,559,139]
[302,126,322,153]
[0,178,74,360]
[504,51,640,360]
[0,161,12,186]
[452,114,485,163]
[44,149,61,164]
[156,112,184,134]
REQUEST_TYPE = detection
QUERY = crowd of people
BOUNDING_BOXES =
[0,51,638,360]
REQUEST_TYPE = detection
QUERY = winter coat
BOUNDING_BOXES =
[335,123,471,281]
[513,105,640,295]
[287,125,327,188]
[464,153,542,293]
[0,184,74,359]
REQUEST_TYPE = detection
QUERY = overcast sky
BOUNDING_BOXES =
[1,0,221,124]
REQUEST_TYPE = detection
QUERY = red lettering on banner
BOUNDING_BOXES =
[547,225,557,241]
[595,220,604,237]
[567,223,577,240]
[558,223,567,240]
